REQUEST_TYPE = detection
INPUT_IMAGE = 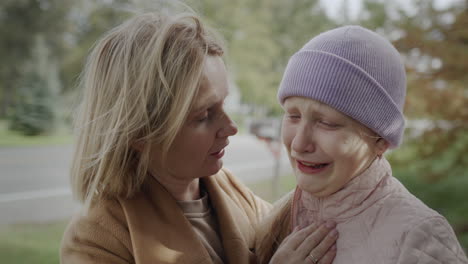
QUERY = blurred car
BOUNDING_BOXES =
[248,118,281,141]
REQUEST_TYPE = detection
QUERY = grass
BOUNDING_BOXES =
[246,175,296,202]
[0,120,72,147]
[0,221,69,264]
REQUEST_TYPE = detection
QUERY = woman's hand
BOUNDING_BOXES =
[269,221,338,264]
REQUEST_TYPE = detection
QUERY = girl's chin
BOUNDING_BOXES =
[296,178,327,196]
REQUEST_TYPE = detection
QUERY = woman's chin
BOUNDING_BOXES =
[204,160,223,176]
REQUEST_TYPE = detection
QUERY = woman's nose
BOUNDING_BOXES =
[291,124,315,153]
[217,114,238,138]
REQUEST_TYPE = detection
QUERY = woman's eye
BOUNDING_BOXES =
[196,111,209,122]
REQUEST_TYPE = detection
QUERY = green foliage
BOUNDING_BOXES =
[9,70,55,136]
[61,1,133,93]
[1,0,335,122]
[0,124,72,147]
[388,0,468,183]
[190,0,335,116]
[0,0,73,118]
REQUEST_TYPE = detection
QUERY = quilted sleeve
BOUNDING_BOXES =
[397,216,468,264]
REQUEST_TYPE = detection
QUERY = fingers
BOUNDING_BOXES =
[297,220,337,257]
[269,221,338,264]
[276,226,297,249]
[315,244,337,264]
[280,222,320,250]
[307,227,338,261]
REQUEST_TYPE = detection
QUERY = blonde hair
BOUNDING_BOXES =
[71,12,224,208]
[255,193,293,264]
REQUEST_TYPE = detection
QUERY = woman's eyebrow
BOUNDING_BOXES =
[192,95,217,113]
[193,91,229,113]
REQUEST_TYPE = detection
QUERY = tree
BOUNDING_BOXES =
[391,0,468,183]
[61,0,134,93]
[9,35,57,135]
[0,0,73,120]
[380,0,468,248]
[190,0,334,115]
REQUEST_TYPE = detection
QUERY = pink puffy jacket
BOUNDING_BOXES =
[292,158,467,263]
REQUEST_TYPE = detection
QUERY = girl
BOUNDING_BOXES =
[256,25,468,264]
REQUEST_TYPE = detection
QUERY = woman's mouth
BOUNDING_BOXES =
[210,149,225,159]
[297,160,330,174]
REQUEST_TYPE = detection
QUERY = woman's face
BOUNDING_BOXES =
[149,56,237,184]
[282,97,384,197]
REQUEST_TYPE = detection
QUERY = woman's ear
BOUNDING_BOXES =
[375,138,389,156]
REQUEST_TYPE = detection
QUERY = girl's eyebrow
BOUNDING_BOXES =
[283,103,299,111]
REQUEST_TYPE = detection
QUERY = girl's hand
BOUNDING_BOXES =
[269,221,338,264]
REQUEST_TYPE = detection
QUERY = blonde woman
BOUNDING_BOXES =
[256,25,468,264]
[60,11,338,264]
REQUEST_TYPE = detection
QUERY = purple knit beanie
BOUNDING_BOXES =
[278,25,407,148]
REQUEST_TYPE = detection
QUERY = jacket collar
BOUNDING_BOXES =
[204,171,256,263]
[122,169,254,264]
[292,157,393,228]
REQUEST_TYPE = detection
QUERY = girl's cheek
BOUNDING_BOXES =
[281,125,295,145]
[335,133,366,156]
[316,131,352,153]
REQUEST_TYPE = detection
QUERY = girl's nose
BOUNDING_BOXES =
[291,124,315,153]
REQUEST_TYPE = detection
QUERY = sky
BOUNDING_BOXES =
[319,0,463,21]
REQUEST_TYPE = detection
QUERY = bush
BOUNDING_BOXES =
[9,70,55,136]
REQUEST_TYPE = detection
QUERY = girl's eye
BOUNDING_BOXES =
[285,114,301,120]
[318,120,340,128]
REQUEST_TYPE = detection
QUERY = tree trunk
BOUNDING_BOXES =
[0,85,13,119]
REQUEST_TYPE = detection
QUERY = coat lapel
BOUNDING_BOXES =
[203,172,257,264]
[122,177,213,264]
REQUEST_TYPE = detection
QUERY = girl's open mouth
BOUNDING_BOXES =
[297,160,330,174]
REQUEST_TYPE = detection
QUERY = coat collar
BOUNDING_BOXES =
[121,169,255,264]
[204,171,256,263]
[292,157,393,228]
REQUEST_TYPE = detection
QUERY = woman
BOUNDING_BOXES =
[256,25,468,264]
[60,11,338,264]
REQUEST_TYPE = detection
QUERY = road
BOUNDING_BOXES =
[0,134,291,225]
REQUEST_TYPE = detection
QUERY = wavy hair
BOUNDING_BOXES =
[255,193,293,264]
[71,12,224,209]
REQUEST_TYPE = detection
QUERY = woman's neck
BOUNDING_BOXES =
[152,174,201,201]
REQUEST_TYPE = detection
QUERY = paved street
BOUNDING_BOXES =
[0,134,291,224]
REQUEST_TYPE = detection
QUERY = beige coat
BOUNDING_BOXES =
[60,169,271,264]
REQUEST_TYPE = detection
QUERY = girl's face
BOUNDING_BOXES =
[282,97,386,197]
[148,56,238,185]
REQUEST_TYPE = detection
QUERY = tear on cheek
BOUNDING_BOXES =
[340,135,362,150]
